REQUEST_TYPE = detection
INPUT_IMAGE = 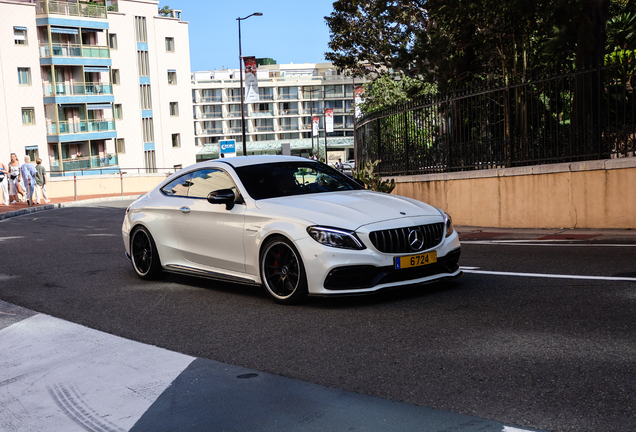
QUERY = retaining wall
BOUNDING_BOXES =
[393,158,636,229]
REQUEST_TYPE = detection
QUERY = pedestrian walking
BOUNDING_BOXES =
[0,156,8,205]
[8,153,22,204]
[34,158,50,205]
[20,155,37,206]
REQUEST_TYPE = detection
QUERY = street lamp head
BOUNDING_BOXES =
[238,12,263,20]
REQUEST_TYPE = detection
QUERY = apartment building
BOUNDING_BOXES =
[0,0,195,175]
[191,63,363,164]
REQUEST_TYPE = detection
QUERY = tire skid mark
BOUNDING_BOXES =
[48,383,125,432]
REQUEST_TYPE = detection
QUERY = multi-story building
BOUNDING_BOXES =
[191,62,364,164]
[0,0,195,175]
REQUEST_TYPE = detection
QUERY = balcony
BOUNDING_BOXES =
[40,43,110,59]
[279,124,298,131]
[36,0,111,19]
[47,119,115,135]
[43,81,113,97]
[278,94,299,100]
[50,154,119,172]
[258,94,274,101]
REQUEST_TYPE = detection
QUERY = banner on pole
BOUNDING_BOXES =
[243,56,259,103]
[312,116,320,137]
[354,86,364,118]
[325,108,334,133]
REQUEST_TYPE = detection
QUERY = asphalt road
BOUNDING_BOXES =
[1,201,635,432]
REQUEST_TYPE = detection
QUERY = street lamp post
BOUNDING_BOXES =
[237,12,262,156]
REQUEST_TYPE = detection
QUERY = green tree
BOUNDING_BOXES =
[158,5,171,16]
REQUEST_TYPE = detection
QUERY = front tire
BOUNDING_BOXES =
[130,227,162,280]
[260,236,308,305]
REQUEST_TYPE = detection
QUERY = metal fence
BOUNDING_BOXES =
[355,61,635,176]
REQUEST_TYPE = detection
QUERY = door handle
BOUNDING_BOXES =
[179,207,190,214]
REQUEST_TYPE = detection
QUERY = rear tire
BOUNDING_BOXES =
[260,236,308,305]
[130,227,162,280]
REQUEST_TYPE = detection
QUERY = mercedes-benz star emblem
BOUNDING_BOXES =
[408,229,425,251]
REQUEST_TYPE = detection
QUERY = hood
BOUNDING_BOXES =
[254,190,442,230]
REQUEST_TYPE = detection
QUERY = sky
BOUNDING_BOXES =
[170,0,337,72]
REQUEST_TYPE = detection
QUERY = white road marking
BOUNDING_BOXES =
[461,240,636,247]
[460,267,636,282]
[0,314,194,431]
[503,427,536,432]
[0,236,24,242]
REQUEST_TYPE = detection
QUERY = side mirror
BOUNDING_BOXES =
[207,189,235,210]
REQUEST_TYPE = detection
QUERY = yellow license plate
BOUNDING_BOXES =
[395,251,437,269]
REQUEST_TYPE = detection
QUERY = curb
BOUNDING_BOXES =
[0,195,141,221]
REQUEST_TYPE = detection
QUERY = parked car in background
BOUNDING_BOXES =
[122,156,462,304]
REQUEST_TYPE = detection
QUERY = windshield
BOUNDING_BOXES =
[234,161,363,200]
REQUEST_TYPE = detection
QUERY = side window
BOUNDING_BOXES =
[187,169,237,199]
[160,173,193,197]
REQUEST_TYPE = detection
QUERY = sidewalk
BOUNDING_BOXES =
[0,192,146,221]
[457,225,636,243]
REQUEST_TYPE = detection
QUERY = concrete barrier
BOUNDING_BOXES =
[393,158,636,229]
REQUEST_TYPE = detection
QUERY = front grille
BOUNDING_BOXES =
[369,222,445,253]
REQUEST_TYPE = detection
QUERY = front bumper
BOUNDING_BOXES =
[324,248,461,290]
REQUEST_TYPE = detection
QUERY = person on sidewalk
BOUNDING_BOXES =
[0,156,8,205]
[20,155,37,206]
[8,153,21,204]
[34,158,50,205]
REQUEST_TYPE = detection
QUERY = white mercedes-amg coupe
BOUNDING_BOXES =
[122,155,461,304]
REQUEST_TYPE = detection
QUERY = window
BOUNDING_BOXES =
[116,138,125,154]
[14,27,27,45]
[114,104,123,120]
[112,69,120,85]
[167,70,177,85]
[161,172,192,196]
[18,68,31,85]
[109,33,118,49]
[172,133,180,148]
[165,37,174,52]
[140,85,152,109]
[21,108,35,125]
[134,16,147,43]
[188,169,237,199]
[144,149,156,173]
[137,51,149,77]
[169,102,179,116]
[142,118,154,143]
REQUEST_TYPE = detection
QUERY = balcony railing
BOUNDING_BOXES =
[195,96,223,103]
[280,124,298,131]
[227,127,242,133]
[37,0,109,19]
[279,109,299,115]
[196,112,222,119]
[50,154,118,172]
[255,125,274,132]
[196,129,223,135]
[43,81,113,97]
[258,94,274,101]
[46,119,115,135]
[228,112,242,117]
[252,110,274,117]
[278,94,299,100]
[39,43,110,58]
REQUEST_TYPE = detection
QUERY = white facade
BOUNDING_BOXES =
[0,0,195,175]
[191,63,364,165]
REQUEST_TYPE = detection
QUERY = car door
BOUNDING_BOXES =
[174,168,247,273]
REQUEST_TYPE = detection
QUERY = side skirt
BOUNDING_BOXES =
[164,264,261,287]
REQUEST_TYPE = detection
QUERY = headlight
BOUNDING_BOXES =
[307,226,366,250]
[444,212,454,237]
